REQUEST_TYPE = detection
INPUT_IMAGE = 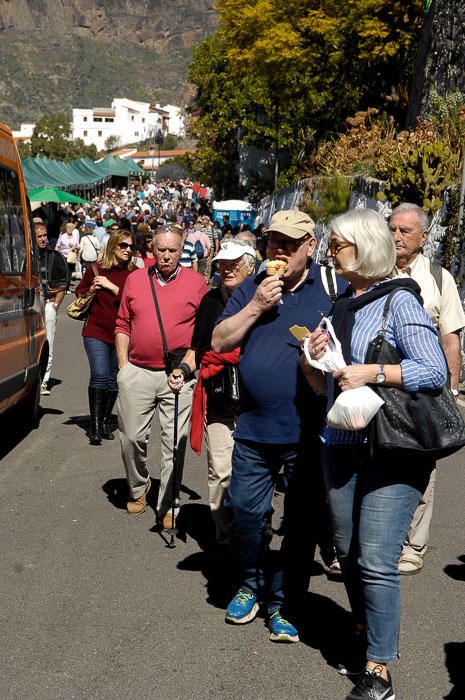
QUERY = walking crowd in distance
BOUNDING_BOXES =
[35,177,465,700]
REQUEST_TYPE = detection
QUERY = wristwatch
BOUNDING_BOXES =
[375,364,386,384]
[451,388,459,397]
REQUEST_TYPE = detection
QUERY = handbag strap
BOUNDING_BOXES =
[148,267,169,357]
[367,290,401,360]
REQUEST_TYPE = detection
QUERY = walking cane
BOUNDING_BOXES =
[167,368,182,548]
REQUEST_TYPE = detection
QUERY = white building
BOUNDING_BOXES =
[161,104,185,137]
[72,98,171,151]
[11,123,35,142]
[12,98,186,151]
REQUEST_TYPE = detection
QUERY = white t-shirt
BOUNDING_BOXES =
[80,235,100,262]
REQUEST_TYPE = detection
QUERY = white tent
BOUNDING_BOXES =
[213,199,254,212]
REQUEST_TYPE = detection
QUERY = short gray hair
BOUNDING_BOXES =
[330,209,396,280]
[153,226,183,245]
[390,203,429,232]
[234,231,257,249]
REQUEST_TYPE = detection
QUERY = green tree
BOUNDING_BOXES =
[155,157,193,181]
[30,112,97,161]
[104,134,121,151]
[162,134,180,150]
[189,0,425,196]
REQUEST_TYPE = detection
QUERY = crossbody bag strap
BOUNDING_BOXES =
[323,265,338,302]
[148,268,169,356]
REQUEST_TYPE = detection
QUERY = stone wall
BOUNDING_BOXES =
[407,0,465,125]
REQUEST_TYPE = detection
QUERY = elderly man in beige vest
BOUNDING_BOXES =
[390,202,465,574]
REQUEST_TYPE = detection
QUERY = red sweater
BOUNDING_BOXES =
[75,263,132,344]
[116,266,208,368]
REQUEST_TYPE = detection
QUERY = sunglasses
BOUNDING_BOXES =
[267,235,310,252]
[118,242,134,250]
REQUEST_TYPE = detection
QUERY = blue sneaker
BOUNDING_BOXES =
[225,588,259,624]
[268,610,299,642]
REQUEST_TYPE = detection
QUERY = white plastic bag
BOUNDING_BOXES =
[303,317,346,373]
[327,386,384,431]
[303,317,384,431]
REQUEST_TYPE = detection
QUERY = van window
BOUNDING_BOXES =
[0,165,27,274]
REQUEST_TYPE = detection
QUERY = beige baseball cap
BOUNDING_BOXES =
[265,210,315,239]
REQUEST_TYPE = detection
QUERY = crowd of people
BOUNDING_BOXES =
[35,184,465,700]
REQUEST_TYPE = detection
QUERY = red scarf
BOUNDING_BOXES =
[190,348,240,455]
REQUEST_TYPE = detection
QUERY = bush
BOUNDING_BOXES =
[301,176,352,221]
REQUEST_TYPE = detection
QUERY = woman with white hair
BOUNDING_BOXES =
[168,240,256,546]
[302,208,447,700]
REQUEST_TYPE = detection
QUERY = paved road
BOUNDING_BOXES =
[1,312,464,699]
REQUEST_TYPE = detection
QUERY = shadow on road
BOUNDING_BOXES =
[299,591,355,671]
[102,477,133,510]
[444,642,465,699]
[0,405,64,460]
[443,554,465,581]
[102,478,202,515]
[176,502,239,607]
[64,414,91,433]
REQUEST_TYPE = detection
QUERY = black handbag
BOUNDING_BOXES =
[205,364,242,409]
[148,268,188,375]
[365,290,465,460]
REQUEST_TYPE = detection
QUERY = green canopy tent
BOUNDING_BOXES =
[28,186,91,204]
[22,155,143,194]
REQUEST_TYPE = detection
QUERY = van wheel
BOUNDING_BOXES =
[22,374,41,429]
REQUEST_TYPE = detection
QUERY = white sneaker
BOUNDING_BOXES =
[40,384,50,396]
[398,551,423,575]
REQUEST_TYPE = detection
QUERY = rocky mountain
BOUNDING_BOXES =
[0,0,216,127]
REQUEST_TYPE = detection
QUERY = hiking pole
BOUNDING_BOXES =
[167,368,181,548]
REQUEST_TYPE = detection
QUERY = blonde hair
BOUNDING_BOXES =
[101,229,137,271]
[330,209,395,280]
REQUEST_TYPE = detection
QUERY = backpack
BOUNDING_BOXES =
[194,238,205,260]
[429,260,443,295]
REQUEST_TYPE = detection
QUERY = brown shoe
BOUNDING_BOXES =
[161,511,176,530]
[127,479,151,515]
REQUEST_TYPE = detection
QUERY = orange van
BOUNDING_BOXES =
[0,123,48,426]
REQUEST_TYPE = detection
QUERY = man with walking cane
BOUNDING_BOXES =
[115,226,207,529]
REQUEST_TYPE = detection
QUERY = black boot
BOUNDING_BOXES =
[88,387,105,445]
[102,390,118,440]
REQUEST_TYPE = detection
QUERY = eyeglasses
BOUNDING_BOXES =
[267,235,310,253]
[118,242,134,250]
[327,240,353,256]
[217,259,244,271]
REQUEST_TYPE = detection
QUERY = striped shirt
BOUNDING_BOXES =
[180,240,198,268]
[323,282,448,446]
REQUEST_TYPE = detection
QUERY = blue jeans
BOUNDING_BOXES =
[230,438,324,613]
[83,337,118,391]
[323,445,432,662]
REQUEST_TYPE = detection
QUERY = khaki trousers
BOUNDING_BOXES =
[403,466,436,557]
[204,409,236,543]
[117,362,195,516]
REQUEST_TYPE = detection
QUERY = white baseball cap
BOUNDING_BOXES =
[213,241,256,262]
